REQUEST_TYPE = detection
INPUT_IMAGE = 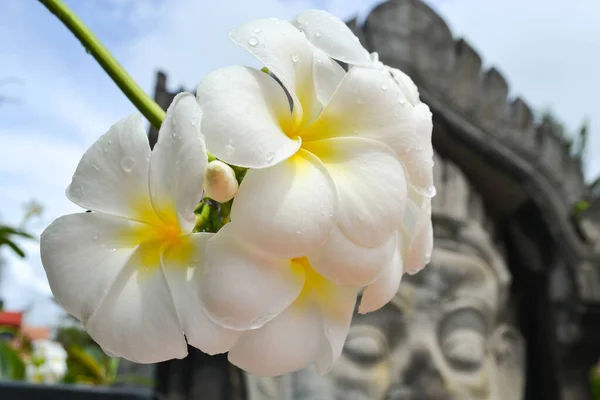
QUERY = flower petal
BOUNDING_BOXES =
[313,47,346,107]
[292,10,372,67]
[228,301,323,377]
[200,225,305,331]
[359,245,403,314]
[304,137,407,248]
[196,66,300,168]
[149,93,207,232]
[85,242,187,363]
[161,233,242,355]
[230,148,337,258]
[308,227,397,286]
[389,67,421,106]
[40,213,141,322]
[405,219,434,275]
[66,114,152,221]
[229,18,318,122]
[303,66,418,156]
[315,285,358,375]
[400,103,435,197]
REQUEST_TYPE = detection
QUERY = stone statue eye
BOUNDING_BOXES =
[439,308,487,372]
[343,326,389,365]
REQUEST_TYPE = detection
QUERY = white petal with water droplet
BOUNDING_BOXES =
[292,10,372,67]
[66,114,153,221]
[197,66,300,169]
[150,93,207,231]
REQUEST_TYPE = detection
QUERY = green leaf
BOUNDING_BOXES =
[0,341,26,381]
[0,226,35,240]
[0,238,26,258]
[66,345,105,384]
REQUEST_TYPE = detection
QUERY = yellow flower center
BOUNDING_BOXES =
[121,199,193,271]
[291,257,347,321]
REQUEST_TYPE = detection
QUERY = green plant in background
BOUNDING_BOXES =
[63,345,120,385]
[0,328,26,381]
[0,225,34,259]
[591,361,600,400]
[573,200,591,220]
[57,320,152,387]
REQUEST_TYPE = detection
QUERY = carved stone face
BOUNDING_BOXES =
[246,235,525,400]
[327,240,524,400]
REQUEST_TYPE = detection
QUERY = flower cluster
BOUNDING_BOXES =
[41,10,434,376]
[25,340,68,384]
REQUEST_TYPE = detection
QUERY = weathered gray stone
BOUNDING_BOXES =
[509,97,535,147]
[478,68,509,133]
[451,39,482,113]
[364,0,455,93]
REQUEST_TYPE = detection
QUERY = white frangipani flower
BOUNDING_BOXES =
[200,225,358,377]
[290,9,436,312]
[197,17,410,288]
[195,12,434,377]
[41,93,240,363]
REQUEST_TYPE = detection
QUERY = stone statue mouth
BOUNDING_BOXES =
[385,384,458,400]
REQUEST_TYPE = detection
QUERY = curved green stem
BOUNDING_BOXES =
[39,0,165,130]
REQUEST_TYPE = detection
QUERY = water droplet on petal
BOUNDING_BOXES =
[248,36,259,46]
[253,28,262,33]
[107,139,112,145]
[315,31,322,38]
[380,82,388,91]
[190,116,199,126]
[225,143,235,156]
[425,186,437,197]
[399,97,406,105]
[291,53,299,63]
[91,159,101,171]
[248,313,277,330]
[266,151,275,163]
[121,157,136,172]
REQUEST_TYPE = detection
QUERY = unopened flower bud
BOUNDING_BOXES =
[204,160,238,202]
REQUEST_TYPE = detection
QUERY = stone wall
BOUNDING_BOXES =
[357,0,587,208]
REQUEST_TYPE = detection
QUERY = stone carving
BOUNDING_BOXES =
[246,156,525,400]
[361,0,586,208]
[150,2,600,397]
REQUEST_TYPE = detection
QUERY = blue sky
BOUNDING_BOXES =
[1,0,599,325]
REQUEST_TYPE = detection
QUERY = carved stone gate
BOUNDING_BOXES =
[149,1,600,398]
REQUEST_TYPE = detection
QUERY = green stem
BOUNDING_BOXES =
[194,203,213,232]
[39,0,165,130]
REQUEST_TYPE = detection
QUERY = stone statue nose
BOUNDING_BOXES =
[401,347,447,394]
